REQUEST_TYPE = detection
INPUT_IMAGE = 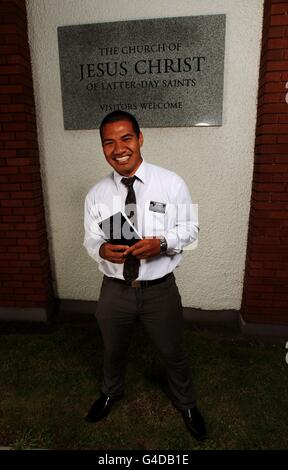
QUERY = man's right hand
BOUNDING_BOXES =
[99,243,129,264]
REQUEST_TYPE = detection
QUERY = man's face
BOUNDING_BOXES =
[101,120,143,177]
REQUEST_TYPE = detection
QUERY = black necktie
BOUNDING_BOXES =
[121,176,140,284]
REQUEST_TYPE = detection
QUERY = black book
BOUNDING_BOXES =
[98,211,142,246]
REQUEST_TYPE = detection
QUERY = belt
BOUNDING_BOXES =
[105,272,172,289]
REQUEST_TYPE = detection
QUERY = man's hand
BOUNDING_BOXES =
[123,237,161,260]
[99,243,129,264]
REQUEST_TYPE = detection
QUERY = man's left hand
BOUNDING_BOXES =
[123,237,161,259]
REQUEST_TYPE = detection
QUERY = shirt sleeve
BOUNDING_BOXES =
[164,177,199,255]
[83,192,106,264]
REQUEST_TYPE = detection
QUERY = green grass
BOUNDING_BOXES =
[0,321,287,450]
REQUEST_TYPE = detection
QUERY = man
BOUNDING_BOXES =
[83,111,206,441]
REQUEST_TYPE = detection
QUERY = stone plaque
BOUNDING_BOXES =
[57,15,226,129]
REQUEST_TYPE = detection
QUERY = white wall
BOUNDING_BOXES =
[26,0,264,309]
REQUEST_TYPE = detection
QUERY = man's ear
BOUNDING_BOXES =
[139,131,144,147]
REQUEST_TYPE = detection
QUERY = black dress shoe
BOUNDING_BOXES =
[85,393,123,423]
[181,406,207,441]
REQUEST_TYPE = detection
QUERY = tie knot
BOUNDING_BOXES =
[121,176,137,188]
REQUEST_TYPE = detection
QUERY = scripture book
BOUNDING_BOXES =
[98,211,142,246]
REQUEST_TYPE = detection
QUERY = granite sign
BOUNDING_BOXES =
[57,15,226,129]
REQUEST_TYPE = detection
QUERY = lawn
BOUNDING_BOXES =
[0,320,287,450]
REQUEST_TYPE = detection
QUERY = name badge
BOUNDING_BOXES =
[149,201,166,214]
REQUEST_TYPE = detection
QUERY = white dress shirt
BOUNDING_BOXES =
[83,160,198,280]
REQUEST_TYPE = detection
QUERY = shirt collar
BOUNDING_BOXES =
[113,158,146,189]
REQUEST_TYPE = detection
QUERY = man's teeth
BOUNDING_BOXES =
[116,156,130,162]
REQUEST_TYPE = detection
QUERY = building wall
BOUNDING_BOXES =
[25,0,264,309]
[0,0,54,321]
[241,0,288,325]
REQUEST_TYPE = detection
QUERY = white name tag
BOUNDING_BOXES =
[149,201,166,214]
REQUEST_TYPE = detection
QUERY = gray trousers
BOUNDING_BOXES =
[95,273,196,410]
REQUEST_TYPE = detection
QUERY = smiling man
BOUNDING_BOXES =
[83,111,206,441]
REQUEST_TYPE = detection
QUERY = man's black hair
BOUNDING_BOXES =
[100,111,141,140]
